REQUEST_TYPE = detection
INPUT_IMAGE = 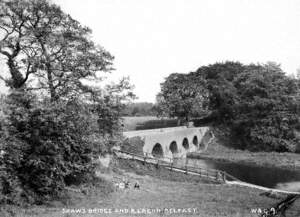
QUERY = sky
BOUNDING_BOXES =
[2,0,300,102]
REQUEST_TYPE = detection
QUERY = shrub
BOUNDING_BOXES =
[121,136,145,155]
[0,92,99,204]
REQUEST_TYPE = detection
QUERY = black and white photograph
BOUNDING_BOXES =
[0,0,300,216]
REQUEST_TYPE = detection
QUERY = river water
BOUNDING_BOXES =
[177,158,300,192]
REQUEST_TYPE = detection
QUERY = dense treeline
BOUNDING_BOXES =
[0,0,133,204]
[158,61,300,152]
[121,102,157,116]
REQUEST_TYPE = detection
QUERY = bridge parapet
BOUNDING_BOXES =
[123,126,187,137]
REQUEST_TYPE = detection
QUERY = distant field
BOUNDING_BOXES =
[121,116,178,131]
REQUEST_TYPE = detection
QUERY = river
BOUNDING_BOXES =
[176,158,300,192]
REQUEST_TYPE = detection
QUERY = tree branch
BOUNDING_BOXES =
[0,24,16,41]
[0,50,11,58]
[0,74,7,82]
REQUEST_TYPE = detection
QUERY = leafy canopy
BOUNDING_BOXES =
[157,61,300,152]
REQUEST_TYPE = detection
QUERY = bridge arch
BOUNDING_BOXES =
[152,143,163,157]
[123,126,211,159]
[182,138,189,150]
[193,135,198,148]
[169,141,178,155]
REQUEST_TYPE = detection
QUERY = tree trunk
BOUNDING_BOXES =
[7,57,25,89]
[39,40,57,101]
[177,118,181,126]
[46,63,57,101]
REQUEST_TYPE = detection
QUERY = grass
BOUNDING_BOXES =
[2,121,300,217]
[121,116,178,131]
[0,176,115,217]
[3,158,299,217]
[116,158,220,184]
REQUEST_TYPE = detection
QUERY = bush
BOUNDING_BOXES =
[121,136,145,155]
[0,92,100,204]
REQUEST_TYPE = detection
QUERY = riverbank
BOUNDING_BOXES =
[2,158,299,217]
[188,135,300,171]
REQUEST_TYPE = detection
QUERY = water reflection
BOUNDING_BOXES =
[174,158,300,192]
[275,182,300,192]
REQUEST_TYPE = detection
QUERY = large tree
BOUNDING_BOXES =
[230,62,300,151]
[195,61,245,122]
[0,0,134,204]
[157,72,209,124]
[0,0,39,89]
[0,0,114,100]
[158,61,300,152]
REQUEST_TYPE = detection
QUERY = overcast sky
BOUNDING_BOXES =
[2,0,300,102]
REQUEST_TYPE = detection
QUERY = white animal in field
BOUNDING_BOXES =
[115,182,125,189]
[119,182,125,189]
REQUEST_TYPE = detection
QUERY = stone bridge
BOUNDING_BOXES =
[123,126,213,159]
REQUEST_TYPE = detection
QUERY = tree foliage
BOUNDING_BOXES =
[0,0,134,205]
[0,0,114,100]
[0,91,98,203]
[158,61,300,152]
[157,72,209,123]
[230,63,300,151]
[121,102,156,116]
[0,0,36,89]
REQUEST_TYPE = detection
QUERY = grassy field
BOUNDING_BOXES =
[121,116,178,131]
[2,158,299,217]
[2,120,300,217]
